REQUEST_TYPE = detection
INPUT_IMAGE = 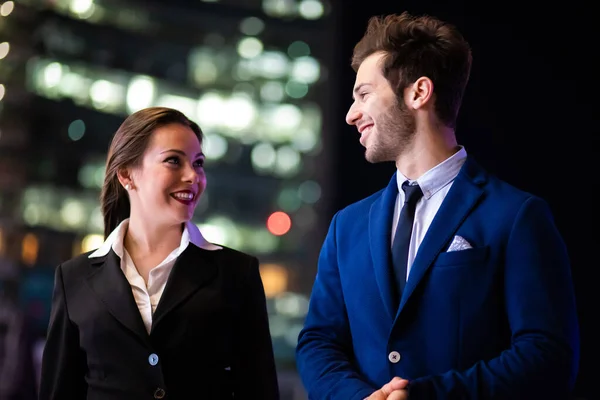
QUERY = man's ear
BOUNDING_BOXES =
[405,76,434,110]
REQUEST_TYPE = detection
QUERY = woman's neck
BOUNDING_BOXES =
[124,216,183,256]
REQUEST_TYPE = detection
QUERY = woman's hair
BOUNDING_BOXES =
[351,12,472,128]
[100,107,203,239]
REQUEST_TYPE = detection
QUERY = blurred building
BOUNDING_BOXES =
[0,0,337,395]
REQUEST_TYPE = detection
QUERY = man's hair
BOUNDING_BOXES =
[352,12,472,128]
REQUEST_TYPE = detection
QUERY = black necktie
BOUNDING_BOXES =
[391,181,423,306]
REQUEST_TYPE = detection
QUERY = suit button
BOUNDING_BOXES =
[148,353,159,366]
[388,351,401,363]
[154,388,165,399]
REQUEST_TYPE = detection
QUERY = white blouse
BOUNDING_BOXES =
[88,219,221,333]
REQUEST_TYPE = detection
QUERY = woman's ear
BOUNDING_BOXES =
[116,167,133,190]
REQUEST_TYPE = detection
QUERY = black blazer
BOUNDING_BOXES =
[39,244,280,400]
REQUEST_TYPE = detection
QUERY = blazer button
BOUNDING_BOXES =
[148,353,159,366]
[154,388,165,399]
[388,351,401,363]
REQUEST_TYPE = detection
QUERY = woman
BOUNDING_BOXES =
[39,107,280,399]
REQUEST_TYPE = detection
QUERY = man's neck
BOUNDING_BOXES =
[395,126,458,180]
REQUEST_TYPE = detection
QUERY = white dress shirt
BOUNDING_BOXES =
[392,147,467,280]
[88,219,222,333]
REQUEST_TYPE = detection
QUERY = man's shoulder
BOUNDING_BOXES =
[465,161,554,226]
[483,172,542,206]
[336,186,387,220]
[463,157,540,205]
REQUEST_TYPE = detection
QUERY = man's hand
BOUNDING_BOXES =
[366,377,409,400]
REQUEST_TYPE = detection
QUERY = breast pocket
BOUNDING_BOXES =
[433,246,489,268]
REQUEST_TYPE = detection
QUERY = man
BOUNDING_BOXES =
[296,12,579,400]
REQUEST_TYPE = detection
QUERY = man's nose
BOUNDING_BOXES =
[346,102,361,125]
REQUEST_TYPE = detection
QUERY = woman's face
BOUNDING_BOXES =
[126,123,206,226]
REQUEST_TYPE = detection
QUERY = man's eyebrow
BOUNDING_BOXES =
[352,83,371,99]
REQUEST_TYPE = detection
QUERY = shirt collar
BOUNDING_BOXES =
[396,146,467,199]
[88,218,222,258]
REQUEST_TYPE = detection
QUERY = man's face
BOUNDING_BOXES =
[346,52,416,163]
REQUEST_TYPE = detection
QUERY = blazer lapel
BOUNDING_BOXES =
[86,250,150,344]
[151,244,219,332]
[369,172,399,321]
[398,158,487,313]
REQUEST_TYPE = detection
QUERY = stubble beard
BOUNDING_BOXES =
[365,99,416,164]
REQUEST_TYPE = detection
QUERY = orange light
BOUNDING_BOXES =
[21,233,39,266]
[259,263,288,298]
[266,211,291,236]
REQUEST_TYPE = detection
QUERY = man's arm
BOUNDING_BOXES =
[407,197,579,399]
[296,212,377,400]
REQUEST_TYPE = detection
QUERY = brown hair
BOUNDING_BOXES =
[351,12,472,128]
[100,107,203,238]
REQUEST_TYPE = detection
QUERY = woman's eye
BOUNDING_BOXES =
[165,157,180,165]
[194,159,204,168]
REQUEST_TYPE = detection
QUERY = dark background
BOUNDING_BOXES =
[332,1,598,398]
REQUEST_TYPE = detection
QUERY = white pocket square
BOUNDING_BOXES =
[447,235,472,252]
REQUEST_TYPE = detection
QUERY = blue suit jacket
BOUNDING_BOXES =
[296,158,579,400]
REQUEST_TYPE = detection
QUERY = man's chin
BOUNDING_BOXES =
[364,149,387,164]
[364,154,377,164]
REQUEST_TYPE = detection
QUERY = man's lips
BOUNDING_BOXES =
[358,123,373,134]
[359,125,372,146]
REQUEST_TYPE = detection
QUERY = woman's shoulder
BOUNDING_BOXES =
[196,243,258,265]
[58,250,98,276]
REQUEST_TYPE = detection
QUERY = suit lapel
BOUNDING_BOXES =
[369,173,399,321]
[151,244,219,332]
[397,158,487,313]
[86,250,150,344]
